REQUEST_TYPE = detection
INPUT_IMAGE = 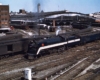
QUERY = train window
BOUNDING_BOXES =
[7,45,13,52]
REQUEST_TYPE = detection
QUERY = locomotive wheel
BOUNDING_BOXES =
[62,46,65,51]
[39,51,45,56]
[57,48,62,54]
[38,54,43,57]
[49,50,53,54]
[52,49,57,53]
[57,46,65,54]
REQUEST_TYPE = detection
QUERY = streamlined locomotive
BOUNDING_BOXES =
[26,30,100,59]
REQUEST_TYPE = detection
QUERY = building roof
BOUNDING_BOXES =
[10,10,88,21]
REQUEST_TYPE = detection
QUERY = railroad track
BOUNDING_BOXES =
[54,54,100,80]
[73,58,100,80]
[0,55,23,66]
[87,69,100,80]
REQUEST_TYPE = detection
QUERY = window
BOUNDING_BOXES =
[7,45,13,51]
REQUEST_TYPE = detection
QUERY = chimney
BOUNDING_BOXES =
[37,3,40,13]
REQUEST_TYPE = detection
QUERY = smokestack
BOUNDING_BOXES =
[37,3,40,13]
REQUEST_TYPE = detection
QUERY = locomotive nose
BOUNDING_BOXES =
[27,53,36,60]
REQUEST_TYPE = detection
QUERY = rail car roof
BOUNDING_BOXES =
[0,34,22,41]
[58,33,72,39]
[76,31,100,37]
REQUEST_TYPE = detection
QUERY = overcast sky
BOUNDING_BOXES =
[0,0,100,13]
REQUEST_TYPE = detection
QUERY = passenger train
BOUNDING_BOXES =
[26,30,100,59]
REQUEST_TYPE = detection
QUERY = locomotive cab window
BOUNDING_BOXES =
[7,45,13,52]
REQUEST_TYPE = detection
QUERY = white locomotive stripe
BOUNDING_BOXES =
[68,39,80,43]
[36,38,80,55]
[74,39,80,42]
[68,40,75,43]
[36,41,68,55]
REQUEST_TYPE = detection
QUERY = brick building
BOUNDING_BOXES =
[0,4,9,28]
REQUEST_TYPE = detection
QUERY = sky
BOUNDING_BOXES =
[0,0,100,14]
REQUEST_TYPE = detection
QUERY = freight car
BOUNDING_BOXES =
[26,30,100,59]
